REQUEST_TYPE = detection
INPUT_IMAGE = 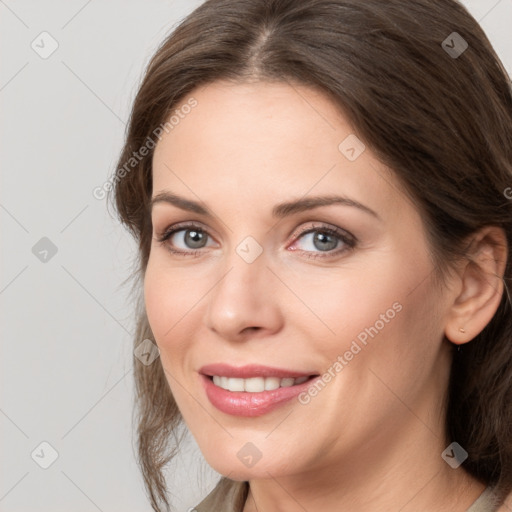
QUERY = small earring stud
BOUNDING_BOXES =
[459,327,466,333]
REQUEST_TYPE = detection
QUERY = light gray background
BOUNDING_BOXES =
[1,1,511,511]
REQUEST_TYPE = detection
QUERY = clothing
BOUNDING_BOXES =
[194,479,247,512]
[466,486,501,512]
[194,481,501,512]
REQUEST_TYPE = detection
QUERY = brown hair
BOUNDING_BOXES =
[111,0,512,510]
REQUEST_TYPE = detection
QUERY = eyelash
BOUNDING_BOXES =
[155,221,357,260]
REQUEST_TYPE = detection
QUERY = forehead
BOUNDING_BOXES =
[151,80,407,223]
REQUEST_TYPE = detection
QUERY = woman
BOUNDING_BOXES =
[111,0,512,510]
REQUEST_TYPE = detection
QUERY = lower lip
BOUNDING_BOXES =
[201,374,319,417]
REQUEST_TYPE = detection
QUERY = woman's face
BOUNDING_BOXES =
[145,80,453,481]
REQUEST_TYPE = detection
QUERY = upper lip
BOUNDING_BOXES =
[200,363,318,379]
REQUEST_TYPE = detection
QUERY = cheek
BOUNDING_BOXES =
[312,249,442,375]
[296,260,409,345]
[342,269,447,412]
[144,261,171,340]
[143,259,204,409]
[143,257,200,356]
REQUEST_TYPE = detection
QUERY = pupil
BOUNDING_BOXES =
[314,232,337,251]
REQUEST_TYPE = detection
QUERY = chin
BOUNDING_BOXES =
[205,451,296,481]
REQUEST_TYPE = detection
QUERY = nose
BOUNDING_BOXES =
[204,251,284,342]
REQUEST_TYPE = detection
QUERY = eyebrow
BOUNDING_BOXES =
[150,191,381,220]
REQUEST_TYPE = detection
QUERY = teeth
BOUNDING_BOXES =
[211,375,311,392]
[264,377,280,391]
[227,377,245,392]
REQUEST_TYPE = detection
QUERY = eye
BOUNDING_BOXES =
[289,223,356,259]
[155,222,216,255]
[155,221,356,259]
[296,231,339,252]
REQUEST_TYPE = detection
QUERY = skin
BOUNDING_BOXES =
[145,80,507,511]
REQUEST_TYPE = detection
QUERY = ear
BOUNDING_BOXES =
[444,226,508,345]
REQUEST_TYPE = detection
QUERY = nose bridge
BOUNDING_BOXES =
[204,241,282,339]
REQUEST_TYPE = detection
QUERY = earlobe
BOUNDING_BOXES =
[444,226,508,346]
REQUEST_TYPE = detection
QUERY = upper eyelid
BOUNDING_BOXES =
[157,221,218,240]
[294,222,354,237]
[156,220,346,235]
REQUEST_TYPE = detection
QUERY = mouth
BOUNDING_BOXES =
[199,364,320,417]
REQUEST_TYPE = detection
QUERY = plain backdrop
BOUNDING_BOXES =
[1,1,511,511]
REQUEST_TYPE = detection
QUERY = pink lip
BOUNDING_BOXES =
[199,364,320,417]
[199,363,315,379]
